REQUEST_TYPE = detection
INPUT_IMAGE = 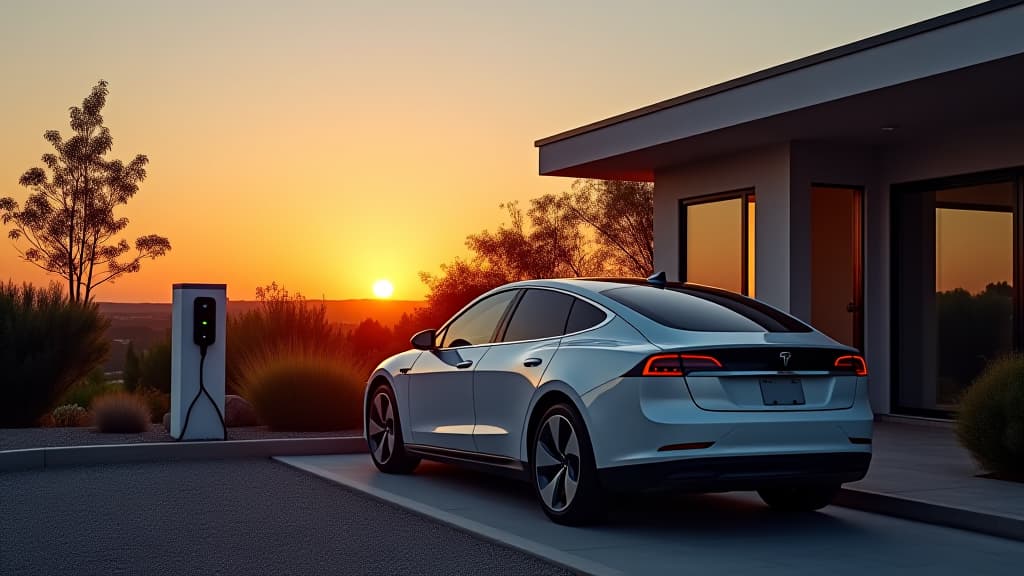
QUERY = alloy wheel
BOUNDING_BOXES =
[534,414,581,512]
[368,391,396,465]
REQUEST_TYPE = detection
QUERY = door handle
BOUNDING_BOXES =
[523,358,542,367]
[455,360,473,369]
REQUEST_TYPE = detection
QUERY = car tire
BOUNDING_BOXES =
[757,483,840,512]
[531,403,605,525]
[366,383,420,474]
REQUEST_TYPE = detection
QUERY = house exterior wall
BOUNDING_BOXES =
[652,121,1024,416]
[654,143,791,310]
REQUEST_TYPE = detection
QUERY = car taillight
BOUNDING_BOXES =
[681,354,723,371]
[642,354,683,376]
[834,354,868,376]
[641,353,722,376]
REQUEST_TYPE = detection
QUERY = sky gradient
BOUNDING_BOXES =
[0,0,981,301]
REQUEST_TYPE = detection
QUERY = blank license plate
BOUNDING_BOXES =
[760,378,805,406]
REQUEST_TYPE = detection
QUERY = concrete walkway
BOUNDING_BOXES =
[837,419,1024,539]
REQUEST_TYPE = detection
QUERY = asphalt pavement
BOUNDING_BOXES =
[0,458,571,576]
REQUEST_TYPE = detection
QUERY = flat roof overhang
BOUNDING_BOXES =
[536,0,1024,182]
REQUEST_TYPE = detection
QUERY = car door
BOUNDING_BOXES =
[406,289,519,451]
[472,289,575,458]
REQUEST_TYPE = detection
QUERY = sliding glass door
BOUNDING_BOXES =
[893,177,1017,415]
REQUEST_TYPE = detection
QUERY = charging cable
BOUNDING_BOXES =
[177,344,227,441]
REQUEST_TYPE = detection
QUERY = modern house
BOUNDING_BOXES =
[535,0,1024,418]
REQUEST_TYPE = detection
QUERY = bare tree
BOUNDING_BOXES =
[560,179,654,276]
[0,80,171,302]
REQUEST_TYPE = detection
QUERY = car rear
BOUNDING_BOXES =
[576,281,872,494]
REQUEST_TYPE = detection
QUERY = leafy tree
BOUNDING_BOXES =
[416,259,510,329]
[347,318,396,359]
[414,179,653,330]
[0,80,171,302]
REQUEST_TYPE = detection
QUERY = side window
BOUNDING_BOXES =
[565,299,607,334]
[502,289,574,342]
[441,290,518,348]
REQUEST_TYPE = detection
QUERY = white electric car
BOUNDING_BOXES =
[364,275,872,525]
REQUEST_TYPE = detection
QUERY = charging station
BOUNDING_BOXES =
[170,283,227,441]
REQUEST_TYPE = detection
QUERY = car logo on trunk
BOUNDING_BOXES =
[779,352,792,367]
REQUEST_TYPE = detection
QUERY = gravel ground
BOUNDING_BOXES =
[0,426,359,451]
[0,458,570,576]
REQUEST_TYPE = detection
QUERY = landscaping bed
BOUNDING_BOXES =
[0,425,360,452]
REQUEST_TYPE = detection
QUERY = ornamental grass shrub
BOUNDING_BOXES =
[0,281,110,427]
[226,283,346,395]
[92,392,151,433]
[136,387,170,424]
[956,354,1024,480]
[51,404,89,427]
[238,346,364,431]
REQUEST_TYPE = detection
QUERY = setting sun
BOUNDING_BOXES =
[372,279,394,299]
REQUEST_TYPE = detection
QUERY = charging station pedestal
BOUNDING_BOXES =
[170,283,227,440]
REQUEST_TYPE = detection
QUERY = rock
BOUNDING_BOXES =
[225,395,260,427]
[162,412,171,430]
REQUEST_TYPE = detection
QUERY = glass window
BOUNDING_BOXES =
[441,290,518,348]
[602,284,811,332]
[565,299,607,334]
[683,192,755,295]
[502,289,575,342]
[895,180,1015,413]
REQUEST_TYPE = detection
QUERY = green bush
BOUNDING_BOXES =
[239,347,363,431]
[52,404,89,427]
[139,338,171,394]
[59,367,123,409]
[0,281,110,427]
[956,354,1024,479]
[92,392,150,433]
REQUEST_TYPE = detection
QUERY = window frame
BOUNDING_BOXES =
[890,168,1024,418]
[678,189,756,296]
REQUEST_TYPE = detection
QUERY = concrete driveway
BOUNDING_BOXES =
[279,454,1024,576]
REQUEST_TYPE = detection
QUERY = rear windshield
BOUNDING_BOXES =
[601,285,812,333]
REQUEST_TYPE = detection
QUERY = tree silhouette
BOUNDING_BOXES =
[560,179,654,277]
[409,179,654,333]
[0,80,171,302]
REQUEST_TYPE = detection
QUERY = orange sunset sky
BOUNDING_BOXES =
[0,0,980,302]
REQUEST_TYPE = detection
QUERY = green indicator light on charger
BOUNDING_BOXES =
[202,321,208,325]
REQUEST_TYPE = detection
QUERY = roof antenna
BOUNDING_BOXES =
[646,271,667,288]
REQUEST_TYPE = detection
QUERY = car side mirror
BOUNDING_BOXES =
[411,329,437,351]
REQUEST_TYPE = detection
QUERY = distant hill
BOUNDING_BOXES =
[98,299,423,328]
[95,299,423,372]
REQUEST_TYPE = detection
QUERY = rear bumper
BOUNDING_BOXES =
[597,451,871,493]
